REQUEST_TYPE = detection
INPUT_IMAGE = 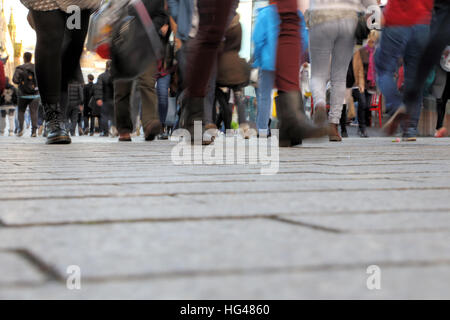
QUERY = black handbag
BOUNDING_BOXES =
[355,13,370,45]
[110,0,163,80]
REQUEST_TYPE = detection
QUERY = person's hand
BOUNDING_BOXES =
[97,100,103,107]
[359,85,365,93]
[160,24,169,37]
[80,105,84,112]
[175,37,182,51]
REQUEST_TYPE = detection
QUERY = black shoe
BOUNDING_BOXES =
[144,120,162,141]
[99,132,109,137]
[341,129,348,138]
[43,104,71,144]
[358,127,369,138]
[158,127,169,140]
[277,91,327,147]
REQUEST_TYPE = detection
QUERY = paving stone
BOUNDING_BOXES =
[1,265,450,299]
[0,220,450,280]
[1,136,450,299]
[1,189,449,225]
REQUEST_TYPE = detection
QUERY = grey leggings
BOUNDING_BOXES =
[310,18,357,124]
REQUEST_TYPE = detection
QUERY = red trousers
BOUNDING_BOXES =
[275,0,301,92]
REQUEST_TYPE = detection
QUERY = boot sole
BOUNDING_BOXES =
[46,136,72,144]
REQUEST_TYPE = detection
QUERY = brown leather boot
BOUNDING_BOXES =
[329,123,342,142]
[277,91,327,147]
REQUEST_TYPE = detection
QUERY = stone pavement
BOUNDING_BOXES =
[1,133,450,299]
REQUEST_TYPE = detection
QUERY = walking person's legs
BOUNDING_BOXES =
[404,6,450,125]
[275,0,327,147]
[157,74,171,126]
[0,110,5,135]
[29,98,39,137]
[8,109,15,135]
[181,0,236,144]
[375,27,409,115]
[328,19,357,126]
[31,9,70,144]
[17,98,29,136]
[138,61,160,141]
[114,80,134,134]
[256,70,275,136]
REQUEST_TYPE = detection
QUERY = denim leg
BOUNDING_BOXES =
[157,74,171,125]
[375,26,410,114]
[256,70,275,134]
[402,25,430,131]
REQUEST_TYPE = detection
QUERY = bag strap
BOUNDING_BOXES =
[131,0,163,61]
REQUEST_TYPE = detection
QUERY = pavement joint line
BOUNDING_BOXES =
[0,176,440,188]
[1,186,449,202]
[0,214,279,228]
[5,259,450,288]
[0,248,63,282]
[2,208,450,228]
[3,169,450,177]
[267,216,344,234]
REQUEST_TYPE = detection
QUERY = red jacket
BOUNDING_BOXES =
[0,60,5,93]
[384,0,434,26]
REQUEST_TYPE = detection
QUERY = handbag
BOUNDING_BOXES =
[355,13,370,45]
[110,0,163,80]
[86,0,127,59]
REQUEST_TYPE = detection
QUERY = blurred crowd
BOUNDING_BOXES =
[1,0,449,143]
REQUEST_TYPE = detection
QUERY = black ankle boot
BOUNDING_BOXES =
[43,103,71,144]
[277,91,327,147]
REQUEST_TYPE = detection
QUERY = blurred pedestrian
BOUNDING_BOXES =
[12,52,40,137]
[252,0,309,137]
[352,30,379,137]
[114,0,168,142]
[0,77,17,136]
[20,0,101,144]
[307,0,378,142]
[66,80,84,136]
[95,61,114,137]
[83,74,96,135]
[376,0,434,141]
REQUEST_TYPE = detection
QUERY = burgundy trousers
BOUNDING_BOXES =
[186,0,301,96]
[186,0,235,98]
[275,0,301,92]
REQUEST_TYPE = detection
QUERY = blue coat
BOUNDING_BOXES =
[252,5,309,71]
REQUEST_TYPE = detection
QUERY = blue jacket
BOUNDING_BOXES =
[252,5,309,71]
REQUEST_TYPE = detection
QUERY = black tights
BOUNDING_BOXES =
[437,73,450,130]
[31,9,91,105]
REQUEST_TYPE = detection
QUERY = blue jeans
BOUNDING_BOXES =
[157,74,171,125]
[375,24,430,131]
[256,70,275,134]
